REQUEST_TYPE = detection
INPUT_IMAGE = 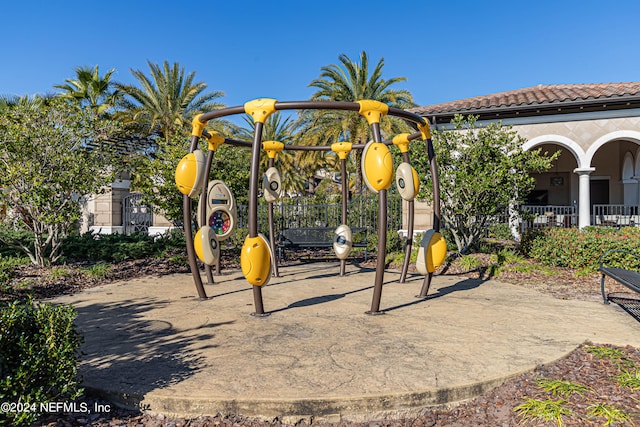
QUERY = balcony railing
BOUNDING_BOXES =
[519,205,577,231]
[592,204,639,227]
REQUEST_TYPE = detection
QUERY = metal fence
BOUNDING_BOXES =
[122,193,153,234]
[237,193,403,236]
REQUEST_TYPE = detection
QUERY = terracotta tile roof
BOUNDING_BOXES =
[411,83,640,116]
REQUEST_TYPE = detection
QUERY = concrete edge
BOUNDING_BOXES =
[82,345,580,423]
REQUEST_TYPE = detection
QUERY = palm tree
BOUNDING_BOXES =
[306,51,417,193]
[54,65,120,117]
[116,60,225,141]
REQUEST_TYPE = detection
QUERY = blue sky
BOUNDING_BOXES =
[2,0,640,109]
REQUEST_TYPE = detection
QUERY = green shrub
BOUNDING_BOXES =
[0,256,30,288]
[367,229,403,254]
[61,231,187,263]
[520,227,640,273]
[0,229,34,258]
[487,222,514,241]
[0,298,83,426]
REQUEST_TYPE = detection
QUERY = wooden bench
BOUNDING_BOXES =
[600,250,640,321]
[277,227,368,261]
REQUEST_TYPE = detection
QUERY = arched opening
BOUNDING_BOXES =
[589,137,640,224]
[525,143,579,207]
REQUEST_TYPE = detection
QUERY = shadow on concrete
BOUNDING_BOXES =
[382,278,487,313]
[73,297,233,407]
[268,285,374,314]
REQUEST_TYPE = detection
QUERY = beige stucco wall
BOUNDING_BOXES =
[515,115,640,154]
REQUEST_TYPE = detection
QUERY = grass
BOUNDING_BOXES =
[586,403,634,426]
[586,345,636,369]
[616,369,640,391]
[81,263,112,279]
[536,378,592,397]
[456,254,480,271]
[513,397,573,426]
[49,266,71,280]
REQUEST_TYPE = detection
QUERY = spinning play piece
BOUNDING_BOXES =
[175,149,205,197]
[333,224,353,260]
[240,234,272,286]
[396,162,420,201]
[362,141,393,193]
[263,167,282,202]
[416,229,447,275]
[194,226,219,266]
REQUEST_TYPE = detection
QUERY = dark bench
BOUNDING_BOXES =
[600,250,640,321]
[277,227,368,261]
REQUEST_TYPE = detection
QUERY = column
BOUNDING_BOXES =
[634,177,640,218]
[573,167,595,229]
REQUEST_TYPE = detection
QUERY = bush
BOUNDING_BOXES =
[0,229,34,258]
[520,227,640,273]
[367,229,403,255]
[61,230,186,263]
[0,298,83,426]
[487,223,514,241]
[0,256,30,288]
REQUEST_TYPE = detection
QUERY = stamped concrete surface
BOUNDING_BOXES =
[52,262,640,422]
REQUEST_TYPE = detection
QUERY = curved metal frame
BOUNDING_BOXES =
[182,100,441,315]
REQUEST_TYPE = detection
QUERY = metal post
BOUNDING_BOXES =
[367,123,386,315]
[185,135,207,299]
[267,158,280,277]
[249,122,267,316]
[399,151,413,283]
[417,136,440,299]
[340,157,348,276]
[203,149,215,284]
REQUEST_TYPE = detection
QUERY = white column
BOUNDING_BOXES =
[574,167,595,229]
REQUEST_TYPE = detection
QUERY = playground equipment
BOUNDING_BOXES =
[175,99,446,316]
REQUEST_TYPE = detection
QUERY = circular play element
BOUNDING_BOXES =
[263,166,282,203]
[361,141,394,193]
[396,162,420,201]
[209,210,231,235]
[197,180,236,240]
[175,149,205,197]
[333,224,353,260]
[240,234,272,287]
[194,225,219,266]
[416,230,448,275]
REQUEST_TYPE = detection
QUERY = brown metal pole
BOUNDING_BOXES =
[185,136,207,299]
[339,157,348,276]
[399,151,414,283]
[267,158,280,277]
[249,122,266,316]
[203,149,215,284]
[367,123,386,315]
[418,135,441,298]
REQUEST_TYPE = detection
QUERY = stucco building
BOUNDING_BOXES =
[411,82,640,230]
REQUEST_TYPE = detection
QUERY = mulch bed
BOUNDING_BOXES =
[3,253,639,426]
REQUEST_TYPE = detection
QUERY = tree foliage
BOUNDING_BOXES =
[54,65,121,117]
[115,60,226,140]
[413,115,558,254]
[130,133,252,225]
[307,51,416,193]
[0,97,122,265]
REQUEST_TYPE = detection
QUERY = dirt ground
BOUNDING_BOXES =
[4,253,640,426]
